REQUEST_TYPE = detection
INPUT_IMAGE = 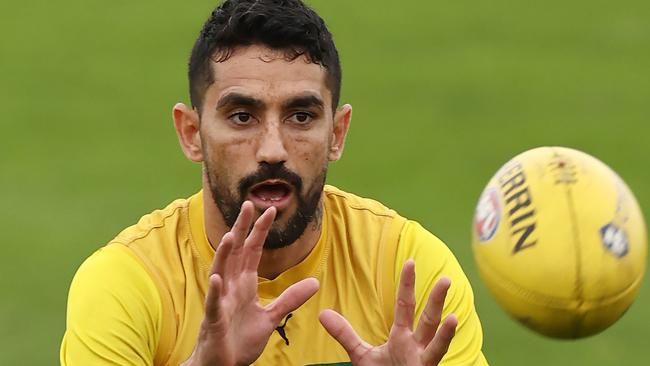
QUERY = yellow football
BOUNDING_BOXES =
[471,146,647,338]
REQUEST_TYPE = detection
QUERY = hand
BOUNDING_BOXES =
[319,260,457,366]
[183,201,320,366]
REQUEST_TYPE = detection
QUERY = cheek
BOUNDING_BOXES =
[299,143,328,165]
[204,133,256,183]
[287,133,329,176]
[204,126,254,160]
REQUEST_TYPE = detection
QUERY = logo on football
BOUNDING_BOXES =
[601,223,629,258]
[474,187,501,242]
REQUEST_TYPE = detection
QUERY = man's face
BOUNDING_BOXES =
[197,45,338,249]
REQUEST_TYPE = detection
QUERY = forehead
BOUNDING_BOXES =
[206,45,331,107]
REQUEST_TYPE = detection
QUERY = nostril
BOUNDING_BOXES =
[256,135,289,164]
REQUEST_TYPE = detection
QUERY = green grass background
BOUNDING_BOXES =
[1,0,649,364]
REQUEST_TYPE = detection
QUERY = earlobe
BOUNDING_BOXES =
[173,103,203,162]
[329,104,352,161]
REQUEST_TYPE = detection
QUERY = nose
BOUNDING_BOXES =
[255,121,289,165]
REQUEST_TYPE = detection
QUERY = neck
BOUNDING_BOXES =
[202,178,323,280]
[257,214,321,279]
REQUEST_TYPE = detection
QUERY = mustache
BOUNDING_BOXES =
[238,163,303,197]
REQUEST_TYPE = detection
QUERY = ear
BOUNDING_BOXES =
[173,103,203,162]
[329,104,352,161]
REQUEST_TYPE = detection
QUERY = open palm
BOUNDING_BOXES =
[184,202,319,366]
[320,260,457,366]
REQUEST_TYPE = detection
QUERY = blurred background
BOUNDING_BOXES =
[1,0,648,364]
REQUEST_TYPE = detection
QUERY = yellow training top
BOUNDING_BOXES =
[61,185,488,365]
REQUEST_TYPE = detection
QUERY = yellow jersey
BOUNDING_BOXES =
[60,185,488,365]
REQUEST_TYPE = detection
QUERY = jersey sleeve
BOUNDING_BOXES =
[60,243,162,366]
[394,221,488,366]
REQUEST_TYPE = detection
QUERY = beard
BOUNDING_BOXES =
[206,161,326,249]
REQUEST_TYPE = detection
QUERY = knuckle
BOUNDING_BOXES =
[420,310,439,326]
[396,298,416,309]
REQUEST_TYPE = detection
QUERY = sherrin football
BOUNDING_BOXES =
[472,146,647,338]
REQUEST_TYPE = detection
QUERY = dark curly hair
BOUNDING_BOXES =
[188,0,342,112]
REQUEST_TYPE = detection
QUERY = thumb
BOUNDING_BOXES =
[319,309,369,359]
[266,277,319,323]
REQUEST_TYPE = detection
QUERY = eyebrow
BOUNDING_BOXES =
[216,92,265,110]
[282,95,325,111]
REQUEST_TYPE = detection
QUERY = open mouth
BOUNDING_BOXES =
[248,179,294,208]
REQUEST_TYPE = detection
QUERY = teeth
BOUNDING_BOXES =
[262,196,283,202]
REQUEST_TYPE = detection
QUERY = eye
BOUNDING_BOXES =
[287,112,313,125]
[229,112,256,125]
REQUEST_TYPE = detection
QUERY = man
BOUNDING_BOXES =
[60,0,488,365]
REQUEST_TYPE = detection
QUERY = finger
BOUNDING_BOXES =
[209,232,233,276]
[243,206,276,271]
[228,201,255,268]
[266,277,319,322]
[231,201,255,245]
[319,309,371,360]
[204,274,224,322]
[393,259,416,330]
[414,277,451,345]
[422,314,457,365]
[224,201,256,275]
